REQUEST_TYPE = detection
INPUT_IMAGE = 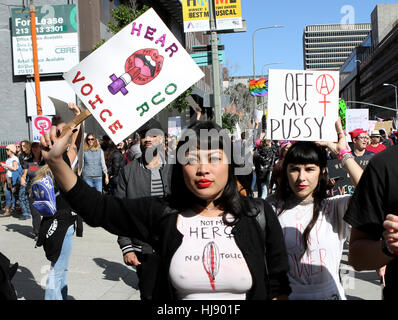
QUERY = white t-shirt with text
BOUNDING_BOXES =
[169,211,253,300]
[268,195,351,300]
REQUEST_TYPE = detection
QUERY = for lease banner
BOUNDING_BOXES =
[11,4,79,76]
[266,69,340,142]
[63,8,204,144]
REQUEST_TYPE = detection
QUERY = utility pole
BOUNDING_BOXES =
[30,2,42,115]
[208,0,222,126]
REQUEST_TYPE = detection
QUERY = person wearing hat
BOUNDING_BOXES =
[0,145,20,217]
[349,128,374,158]
[116,118,173,300]
[366,130,387,154]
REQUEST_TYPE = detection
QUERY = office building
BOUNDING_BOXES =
[303,23,371,70]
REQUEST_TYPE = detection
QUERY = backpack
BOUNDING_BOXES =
[31,174,57,217]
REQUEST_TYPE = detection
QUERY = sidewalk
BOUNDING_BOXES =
[0,213,140,300]
[0,213,381,300]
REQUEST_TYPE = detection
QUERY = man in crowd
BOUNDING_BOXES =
[366,130,387,154]
[349,128,374,158]
[116,119,172,300]
[379,129,394,148]
[344,143,398,300]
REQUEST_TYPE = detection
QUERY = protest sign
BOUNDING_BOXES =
[374,121,393,135]
[63,8,204,144]
[253,109,263,123]
[168,116,182,139]
[32,115,53,142]
[327,155,372,197]
[368,120,377,132]
[266,69,339,142]
[346,109,369,142]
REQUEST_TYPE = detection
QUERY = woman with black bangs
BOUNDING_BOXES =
[267,119,364,300]
[38,120,291,300]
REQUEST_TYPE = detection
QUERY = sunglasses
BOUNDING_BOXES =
[87,138,95,141]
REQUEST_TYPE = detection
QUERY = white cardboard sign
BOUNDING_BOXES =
[63,8,204,144]
[32,115,53,142]
[346,109,369,142]
[266,69,340,142]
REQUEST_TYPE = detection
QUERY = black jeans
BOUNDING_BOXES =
[136,252,162,300]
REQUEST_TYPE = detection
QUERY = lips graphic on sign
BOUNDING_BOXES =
[108,48,164,96]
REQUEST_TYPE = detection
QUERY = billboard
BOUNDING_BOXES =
[182,0,243,33]
[11,4,79,76]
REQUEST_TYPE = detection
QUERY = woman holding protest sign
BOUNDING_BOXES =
[266,118,363,300]
[39,119,291,300]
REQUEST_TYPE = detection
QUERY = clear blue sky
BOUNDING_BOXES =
[220,0,398,77]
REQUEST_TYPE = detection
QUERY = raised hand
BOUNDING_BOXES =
[316,117,348,156]
[40,124,76,164]
[67,102,81,116]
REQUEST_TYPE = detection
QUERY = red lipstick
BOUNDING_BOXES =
[298,185,308,190]
[197,179,213,188]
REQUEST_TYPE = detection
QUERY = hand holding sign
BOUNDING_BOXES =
[316,117,348,156]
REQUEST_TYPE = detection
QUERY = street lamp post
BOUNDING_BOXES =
[261,62,283,78]
[252,26,284,79]
[383,83,398,128]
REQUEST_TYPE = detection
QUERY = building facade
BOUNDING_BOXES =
[303,23,371,70]
[0,0,212,141]
[340,4,398,122]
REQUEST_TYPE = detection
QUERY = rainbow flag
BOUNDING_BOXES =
[249,78,268,96]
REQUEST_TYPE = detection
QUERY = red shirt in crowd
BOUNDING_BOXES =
[366,144,386,154]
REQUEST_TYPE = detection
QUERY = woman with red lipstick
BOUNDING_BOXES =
[267,119,364,300]
[39,120,291,300]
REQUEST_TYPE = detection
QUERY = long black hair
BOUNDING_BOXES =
[168,121,250,226]
[276,141,329,258]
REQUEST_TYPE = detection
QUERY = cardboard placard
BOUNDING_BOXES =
[346,109,369,142]
[374,121,393,135]
[327,155,372,197]
[266,69,340,142]
[32,115,53,142]
[63,8,204,144]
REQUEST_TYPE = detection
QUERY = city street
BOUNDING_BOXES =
[0,212,382,300]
